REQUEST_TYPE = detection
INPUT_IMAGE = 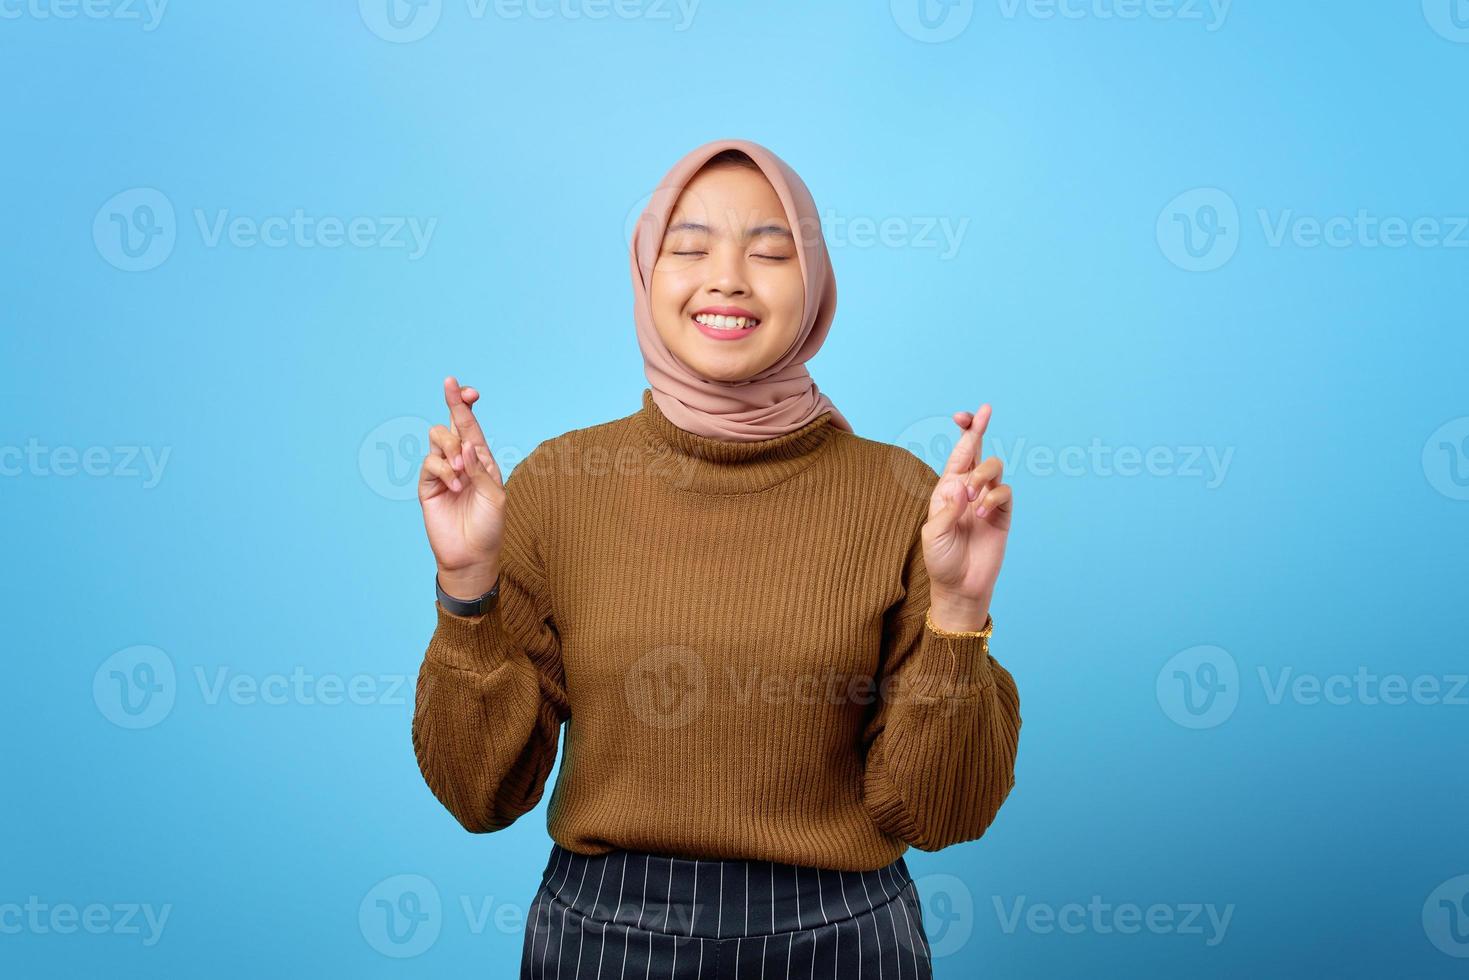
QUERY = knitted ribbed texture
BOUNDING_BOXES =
[411,388,1022,871]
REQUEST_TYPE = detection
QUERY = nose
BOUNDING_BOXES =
[705,246,750,298]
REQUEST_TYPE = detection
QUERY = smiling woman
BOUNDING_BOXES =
[411,138,1021,979]
[629,141,852,441]
[647,151,808,381]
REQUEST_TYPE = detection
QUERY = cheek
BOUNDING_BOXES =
[651,264,697,310]
[760,266,805,320]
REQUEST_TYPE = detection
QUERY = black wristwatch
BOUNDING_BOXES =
[435,573,500,616]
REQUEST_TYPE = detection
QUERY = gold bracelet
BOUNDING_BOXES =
[925,608,994,639]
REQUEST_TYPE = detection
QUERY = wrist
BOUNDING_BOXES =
[928,591,991,634]
[437,562,499,600]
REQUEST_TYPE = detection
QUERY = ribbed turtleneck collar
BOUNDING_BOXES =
[633,388,841,495]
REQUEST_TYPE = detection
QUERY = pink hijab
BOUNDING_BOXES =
[629,138,854,442]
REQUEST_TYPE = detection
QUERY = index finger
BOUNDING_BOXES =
[443,375,487,448]
[941,403,991,476]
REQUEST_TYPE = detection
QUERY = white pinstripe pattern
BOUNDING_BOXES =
[556,858,589,980]
[898,872,932,964]
[573,856,610,980]
[530,848,565,971]
[859,870,883,980]
[538,848,572,972]
[524,848,931,979]
[881,877,902,980]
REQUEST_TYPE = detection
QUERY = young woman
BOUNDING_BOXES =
[412,138,1022,978]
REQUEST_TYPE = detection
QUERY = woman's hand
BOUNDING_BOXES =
[921,404,1013,632]
[418,375,506,598]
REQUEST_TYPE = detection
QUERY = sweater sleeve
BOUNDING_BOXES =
[411,446,569,834]
[860,521,1022,852]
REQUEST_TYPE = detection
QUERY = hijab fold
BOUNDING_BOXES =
[630,138,854,442]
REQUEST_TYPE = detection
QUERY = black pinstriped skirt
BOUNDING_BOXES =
[521,842,933,979]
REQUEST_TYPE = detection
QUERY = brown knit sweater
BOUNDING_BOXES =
[411,388,1022,871]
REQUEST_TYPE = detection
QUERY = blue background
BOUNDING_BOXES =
[3,1,1467,976]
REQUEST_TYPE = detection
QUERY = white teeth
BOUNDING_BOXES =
[694,313,758,330]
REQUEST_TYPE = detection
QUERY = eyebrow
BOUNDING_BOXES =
[666,221,794,241]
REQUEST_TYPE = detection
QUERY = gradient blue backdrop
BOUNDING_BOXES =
[3,1,1467,976]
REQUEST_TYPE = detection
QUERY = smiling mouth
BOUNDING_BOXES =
[691,312,761,331]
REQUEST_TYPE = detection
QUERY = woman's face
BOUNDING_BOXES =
[649,164,805,383]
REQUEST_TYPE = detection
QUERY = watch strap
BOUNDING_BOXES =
[435,573,500,617]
